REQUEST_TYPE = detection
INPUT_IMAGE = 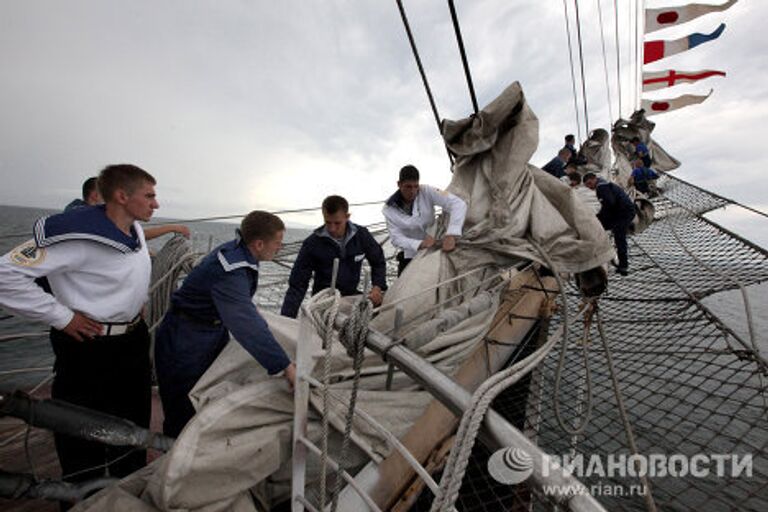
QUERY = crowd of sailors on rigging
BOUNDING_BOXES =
[538,132,662,276]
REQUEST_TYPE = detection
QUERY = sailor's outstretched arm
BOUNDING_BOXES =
[211,269,292,375]
[143,224,190,240]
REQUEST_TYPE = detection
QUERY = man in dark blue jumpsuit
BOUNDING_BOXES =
[583,173,636,276]
[281,195,387,318]
[154,211,295,438]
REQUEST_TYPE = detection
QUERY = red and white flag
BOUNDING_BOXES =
[644,23,725,64]
[642,69,726,92]
[641,90,713,116]
[646,0,738,34]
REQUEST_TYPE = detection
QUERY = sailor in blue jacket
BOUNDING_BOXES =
[281,195,387,318]
[630,136,652,167]
[154,211,295,438]
[629,159,660,196]
[583,173,636,275]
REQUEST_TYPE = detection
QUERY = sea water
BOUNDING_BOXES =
[0,204,309,390]
[1,204,766,391]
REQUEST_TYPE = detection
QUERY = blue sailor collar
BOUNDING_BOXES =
[34,205,143,254]
[385,190,404,209]
[314,221,358,246]
[385,190,418,215]
[217,233,260,272]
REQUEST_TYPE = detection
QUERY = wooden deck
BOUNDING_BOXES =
[0,384,165,511]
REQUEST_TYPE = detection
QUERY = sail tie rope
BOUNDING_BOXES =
[525,240,595,436]
[330,282,373,512]
[305,287,340,511]
[304,282,373,512]
[594,308,659,512]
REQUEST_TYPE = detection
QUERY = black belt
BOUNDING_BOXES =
[171,306,222,327]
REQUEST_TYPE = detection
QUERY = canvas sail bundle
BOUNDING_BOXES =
[73,82,613,512]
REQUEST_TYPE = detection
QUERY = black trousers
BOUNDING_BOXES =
[396,251,412,276]
[50,322,151,485]
[599,215,633,269]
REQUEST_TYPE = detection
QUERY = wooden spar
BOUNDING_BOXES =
[374,270,555,509]
[334,268,557,510]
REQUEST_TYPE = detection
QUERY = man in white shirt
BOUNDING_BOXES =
[382,165,467,275]
[0,164,158,497]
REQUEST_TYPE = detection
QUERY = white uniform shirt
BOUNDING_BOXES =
[0,223,151,330]
[382,185,467,259]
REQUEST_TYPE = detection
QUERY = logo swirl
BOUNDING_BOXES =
[488,447,534,484]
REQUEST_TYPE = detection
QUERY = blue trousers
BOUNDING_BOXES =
[154,311,229,438]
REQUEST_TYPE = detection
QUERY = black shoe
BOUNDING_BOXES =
[616,266,629,276]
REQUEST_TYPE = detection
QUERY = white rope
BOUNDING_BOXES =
[594,309,659,512]
[430,288,566,511]
[304,287,341,511]
[526,240,595,436]
[330,287,373,512]
[431,242,579,511]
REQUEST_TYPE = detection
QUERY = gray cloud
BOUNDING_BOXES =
[0,0,765,228]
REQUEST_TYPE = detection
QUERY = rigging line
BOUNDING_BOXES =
[628,0,635,111]
[573,0,591,135]
[636,0,644,109]
[446,0,479,115]
[0,200,387,240]
[613,0,623,118]
[146,200,385,226]
[561,0,583,145]
[395,0,454,166]
[596,0,614,126]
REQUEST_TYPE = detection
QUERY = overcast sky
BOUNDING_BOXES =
[0,1,765,237]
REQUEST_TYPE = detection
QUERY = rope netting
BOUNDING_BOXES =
[411,176,768,511]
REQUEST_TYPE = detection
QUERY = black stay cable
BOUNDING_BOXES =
[573,0,591,136]
[446,0,479,115]
[613,0,623,118]
[395,0,454,165]
[562,0,584,145]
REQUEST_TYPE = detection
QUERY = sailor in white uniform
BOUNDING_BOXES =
[0,164,158,495]
[382,164,468,275]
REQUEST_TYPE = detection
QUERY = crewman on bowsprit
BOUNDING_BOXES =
[630,136,652,168]
[154,211,295,438]
[0,164,158,495]
[383,165,467,276]
[628,159,660,197]
[583,172,636,276]
[280,195,387,318]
